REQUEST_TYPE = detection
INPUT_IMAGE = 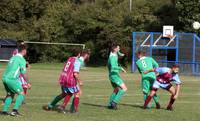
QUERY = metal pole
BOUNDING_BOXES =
[192,34,196,75]
[130,0,132,12]
[132,32,136,72]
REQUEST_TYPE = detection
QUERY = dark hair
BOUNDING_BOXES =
[81,49,90,56]
[136,50,146,56]
[171,64,179,68]
[18,44,27,52]
[71,48,81,56]
[17,40,24,44]
[111,43,119,51]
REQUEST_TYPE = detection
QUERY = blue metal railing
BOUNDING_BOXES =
[132,32,200,75]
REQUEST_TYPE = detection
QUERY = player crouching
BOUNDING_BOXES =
[143,64,181,111]
[43,49,90,113]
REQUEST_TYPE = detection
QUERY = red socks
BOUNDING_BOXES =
[73,97,79,112]
[167,96,175,108]
[144,96,152,108]
[62,94,72,108]
[23,88,27,95]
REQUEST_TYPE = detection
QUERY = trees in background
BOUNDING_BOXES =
[0,0,198,63]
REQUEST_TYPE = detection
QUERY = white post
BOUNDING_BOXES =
[130,0,132,12]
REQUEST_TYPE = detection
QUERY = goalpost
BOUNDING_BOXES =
[25,41,86,63]
[0,41,85,62]
[24,41,85,49]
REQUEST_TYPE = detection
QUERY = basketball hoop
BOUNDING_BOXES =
[163,26,174,38]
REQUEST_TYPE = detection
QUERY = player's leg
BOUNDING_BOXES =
[113,83,127,103]
[111,78,127,109]
[11,92,25,116]
[60,93,73,110]
[69,85,81,113]
[1,82,14,115]
[5,80,25,116]
[70,95,75,112]
[166,84,176,110]
[143,89,157,109]
[108,82,119,107]
[142,79,152,108]
[44,86,68,111]
[70,91,81,113]
[144,80,160,109]
[149,79,160,109]
[48,93,67,109]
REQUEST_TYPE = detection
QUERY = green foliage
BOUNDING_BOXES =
[0,0,188,63]
[176,0,200,33]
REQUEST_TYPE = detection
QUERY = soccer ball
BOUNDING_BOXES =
[192,21,200,30]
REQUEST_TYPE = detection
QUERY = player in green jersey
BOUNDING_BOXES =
[1,44,29,116]
[107,44,127,110]
[136,50,160,109]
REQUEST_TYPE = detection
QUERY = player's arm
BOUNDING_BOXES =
[74,59,83,86]
[74,72,83,86]
[21,73,31,88]
[143,68,156,74]
[20,60,31,88]
[172,74,182,99]
[117,51,125,57]
[151,58,159,68]
[136,63,142,74]
[110,57,126,73]
[173,84,181,99]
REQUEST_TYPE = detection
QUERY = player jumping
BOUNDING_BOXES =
[107,44,127,110]
[143,64,181,111]
[136,50,160,109]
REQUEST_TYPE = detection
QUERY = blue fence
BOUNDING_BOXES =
[132,32,200,75]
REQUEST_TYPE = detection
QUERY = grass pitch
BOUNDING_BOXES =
[0,63,200,121]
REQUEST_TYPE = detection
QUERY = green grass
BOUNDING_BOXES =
[0,63,200,121]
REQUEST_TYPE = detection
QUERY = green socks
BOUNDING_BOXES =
[13,94,24,110]
[108,93,116,106]
[113,89,125,103]
[144,93,159,108]
[144,93,148,101]
[144,93,151,108]
[2,96,12,112]
[2,94,25,112]
[49,95,64,108]
[153,94,159,104]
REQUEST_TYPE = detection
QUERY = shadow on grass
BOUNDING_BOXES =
[82,102,167,111]
[82,103,107,108]
[120,103,167,110]
[82,103,144,109]
[119,103,143,109]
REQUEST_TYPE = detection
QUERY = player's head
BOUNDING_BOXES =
[80,49,90,62]
[136,50,146,58]
[171,64,180,74]
[18,44,27,56]
[111,44,120,53]
[72,48,81,57]
[17,40,25,45]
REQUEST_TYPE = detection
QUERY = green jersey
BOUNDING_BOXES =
[107,52,122,76]
[2,54,26,81]
[136,56,158,79]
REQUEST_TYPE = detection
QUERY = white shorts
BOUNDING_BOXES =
[152,80,172,90]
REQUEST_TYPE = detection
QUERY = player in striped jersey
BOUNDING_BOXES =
[43,50,90,113]
[143,64,181,110]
